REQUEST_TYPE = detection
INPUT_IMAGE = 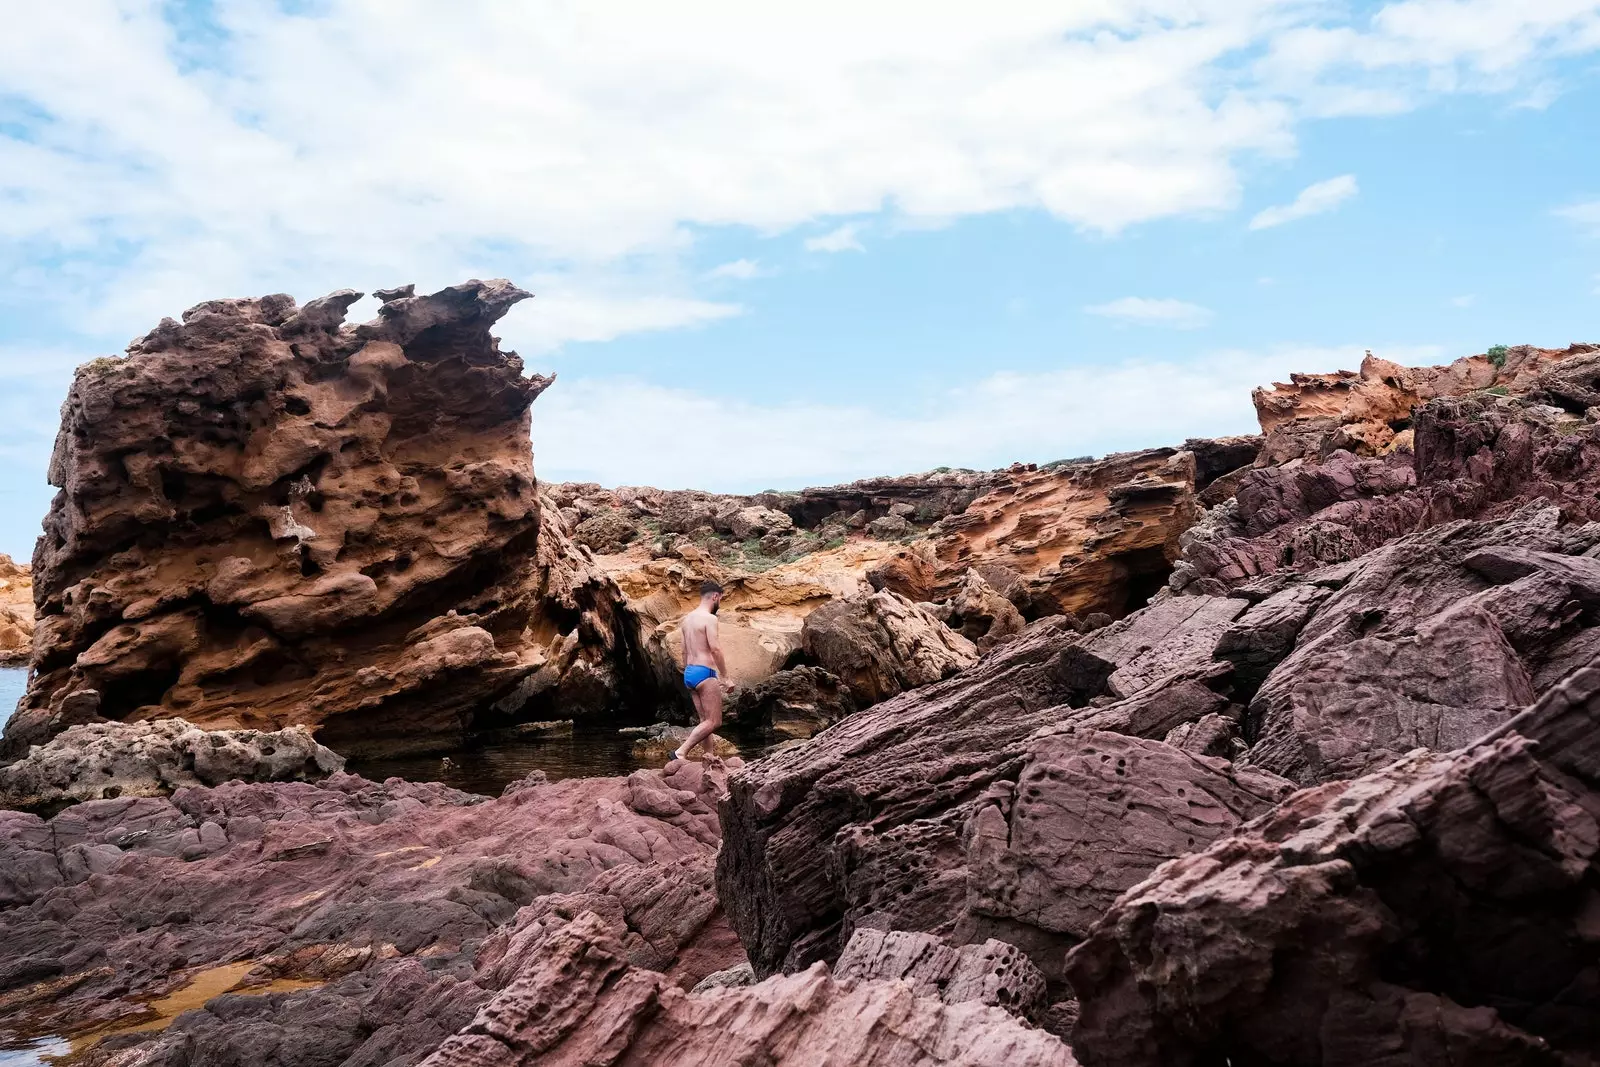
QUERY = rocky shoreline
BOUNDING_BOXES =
[2,283,1598,1065]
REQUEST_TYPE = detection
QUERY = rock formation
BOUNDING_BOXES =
[5,281,645,760]
[722,665,857,740]
[0,719,343,813]
[928,449,1207,619]
[716,615,1291,984]
[417,912,1074,1067]
[800,590,979,705]
[0,554,31,666]
[0,760,742,1059]
[1065,660,1600,1067]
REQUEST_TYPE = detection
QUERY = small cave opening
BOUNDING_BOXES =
[94,664,183,720]
[1105,546,1174,617]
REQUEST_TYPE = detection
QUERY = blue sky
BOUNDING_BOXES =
[1,1,1598,559]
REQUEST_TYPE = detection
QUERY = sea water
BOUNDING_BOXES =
[0,668,23,729]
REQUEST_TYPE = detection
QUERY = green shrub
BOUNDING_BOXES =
[1486,344,1509,368]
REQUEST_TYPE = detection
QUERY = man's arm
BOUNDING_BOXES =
[708,617,729,679]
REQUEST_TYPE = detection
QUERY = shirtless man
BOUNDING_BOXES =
[673,580,729,762]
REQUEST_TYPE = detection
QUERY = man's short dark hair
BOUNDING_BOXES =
[700,580,724,596]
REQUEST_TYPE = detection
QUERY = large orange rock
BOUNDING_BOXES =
[930,451,1202,618]
[5,281,639,759]
[0,554,31,667]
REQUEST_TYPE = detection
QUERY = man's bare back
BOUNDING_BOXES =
[681,606,719,668]
[673,581,728,763]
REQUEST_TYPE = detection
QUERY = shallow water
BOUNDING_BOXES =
[0,1036,68,1067]
[349,723,764,797]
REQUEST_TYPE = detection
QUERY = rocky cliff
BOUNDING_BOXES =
[6,330,1600,1067]
[5,281,644,759]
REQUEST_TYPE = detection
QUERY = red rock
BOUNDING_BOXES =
[0,760,733,1048]
[420,912,1077,1067]
[1065,661,1600,1067]
[718,620,1288,984]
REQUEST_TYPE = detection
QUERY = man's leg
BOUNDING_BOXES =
[673,678,723,760]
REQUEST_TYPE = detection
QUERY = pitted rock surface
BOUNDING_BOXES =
[0,718,344,813]
[7,280,642,760]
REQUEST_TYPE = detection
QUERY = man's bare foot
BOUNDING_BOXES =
[669,748,688,764]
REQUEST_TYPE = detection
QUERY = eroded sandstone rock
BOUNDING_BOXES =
[6,281,643,760]
[0,554,31,667]
[930,450,1200,619]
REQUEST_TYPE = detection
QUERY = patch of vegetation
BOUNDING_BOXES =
[1486,344,1509,368]
[1483,386,1510,397]
[79,356,125,376]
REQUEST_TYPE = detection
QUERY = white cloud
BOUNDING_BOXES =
[532,344,1446,490]
[1451,294,1476,307]
[1084,297,1214,329]
[1249,175,1360,230]
[504,291,741,353]
[1556,199,1600,234]
[804,224,865,254]
[1,2,1595,342]
[706,259,769,280]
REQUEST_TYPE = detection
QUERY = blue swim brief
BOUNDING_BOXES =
[683,665,718,689]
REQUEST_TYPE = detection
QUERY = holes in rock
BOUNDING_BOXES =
[283,395,312,416]
[298,546,322,578]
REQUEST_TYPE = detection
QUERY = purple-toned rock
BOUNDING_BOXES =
[0,759,738,1055]
[1065,660,1600,1067]
[420,912,1077,1067]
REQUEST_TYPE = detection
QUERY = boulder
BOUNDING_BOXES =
[947,569,1027,652]
[573,508,639,553]
[722,665,857,740]
[0,719,344,813]
[833,928,1049,1021]
[1066,660,1600,1067]
[801,590,978,705]
[723,505,794,541]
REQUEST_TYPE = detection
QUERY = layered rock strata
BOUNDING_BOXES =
[0,761,740,1060]
[1065,660,1600,1067]
[716,616,1292,984]
[417,912,1075,1067]
[6,280,643,759]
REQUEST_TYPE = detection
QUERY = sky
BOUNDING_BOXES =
[2,1,1598,559]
